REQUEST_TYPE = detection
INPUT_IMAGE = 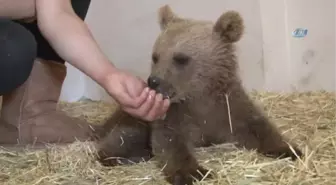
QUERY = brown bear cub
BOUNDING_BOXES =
[93,5,303,185]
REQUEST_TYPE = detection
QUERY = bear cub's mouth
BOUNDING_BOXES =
[147,75,180,102]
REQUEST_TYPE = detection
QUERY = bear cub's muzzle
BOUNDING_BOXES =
[147,75,176,100]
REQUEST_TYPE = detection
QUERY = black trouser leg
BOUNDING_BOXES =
[0,19,37,96]
[0,0,91,95]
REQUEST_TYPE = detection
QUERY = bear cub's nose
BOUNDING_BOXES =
[147,76,161,89]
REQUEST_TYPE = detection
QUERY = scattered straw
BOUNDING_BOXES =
[225,93,233,134]
[0,91,335,185]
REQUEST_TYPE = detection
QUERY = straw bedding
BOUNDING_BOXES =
[0,91,335,185]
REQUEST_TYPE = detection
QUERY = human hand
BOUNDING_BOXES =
[104,70,170,121]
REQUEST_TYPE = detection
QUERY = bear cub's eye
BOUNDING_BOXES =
[173,53,190,66]
[152,53,159,64]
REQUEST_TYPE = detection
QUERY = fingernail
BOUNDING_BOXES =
[150,90,156,96]
[148,91,155,99]
[158,94,163,100]
[145,87,150,92]
[164,99,170,106]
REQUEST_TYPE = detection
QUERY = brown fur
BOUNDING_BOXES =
[93,5,303,185]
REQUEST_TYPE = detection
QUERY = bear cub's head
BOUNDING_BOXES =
[147,5,245,103]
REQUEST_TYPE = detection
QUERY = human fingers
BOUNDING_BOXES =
[153,99,171,120]
[131,87,150,108]
[123,90,156,119]
[125,76,147,99]
[145,93,164,121]
[119,87,149,108]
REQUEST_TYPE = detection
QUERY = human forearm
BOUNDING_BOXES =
[33,0,169,121]
[0,0,35,20]
[36,2,117,88]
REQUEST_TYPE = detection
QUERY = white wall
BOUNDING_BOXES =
[285,0,335,92]
[60,0,335,102]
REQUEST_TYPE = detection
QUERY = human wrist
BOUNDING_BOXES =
[97,60,120,91]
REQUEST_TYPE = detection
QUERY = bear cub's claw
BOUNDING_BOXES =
[166,166,214,185]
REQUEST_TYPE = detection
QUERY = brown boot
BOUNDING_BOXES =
[0,58,97,147]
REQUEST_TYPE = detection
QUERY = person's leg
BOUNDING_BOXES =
[0,0,97,146]
[0,19,37,95]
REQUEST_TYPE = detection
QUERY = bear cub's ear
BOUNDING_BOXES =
[158,5,181,30]
[213,11,244,43]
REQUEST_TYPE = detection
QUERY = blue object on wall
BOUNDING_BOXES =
[292,28,308,38]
